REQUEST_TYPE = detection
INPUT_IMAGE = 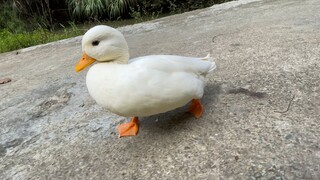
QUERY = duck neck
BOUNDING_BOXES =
[114,51,129,64]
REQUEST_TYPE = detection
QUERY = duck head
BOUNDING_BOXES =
[75,25,129,72]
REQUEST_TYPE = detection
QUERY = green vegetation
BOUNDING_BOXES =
[68,0,136,20]
[0,0,230,53]
[0,25,82,53]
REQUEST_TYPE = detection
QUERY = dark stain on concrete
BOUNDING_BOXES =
[0,144,6,157]
[5,138,23,148]
[227,87,267,99]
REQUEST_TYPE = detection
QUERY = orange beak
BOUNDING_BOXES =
[75,52,96,72]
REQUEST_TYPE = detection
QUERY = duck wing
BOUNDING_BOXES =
[129,55,216,76]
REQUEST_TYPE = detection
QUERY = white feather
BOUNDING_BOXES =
[82,26,216,117]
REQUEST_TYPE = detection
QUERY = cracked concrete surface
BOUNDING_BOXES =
[1,0,320,179]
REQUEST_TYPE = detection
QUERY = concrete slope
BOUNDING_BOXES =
[1,0,319,179]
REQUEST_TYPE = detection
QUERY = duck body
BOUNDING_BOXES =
[75,25,216,137]
[87,55,215,117]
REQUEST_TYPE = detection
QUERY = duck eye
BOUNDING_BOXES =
[92,40,100,46]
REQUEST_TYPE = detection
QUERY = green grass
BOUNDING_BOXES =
[0,28,83,53]
[0,16,158,54]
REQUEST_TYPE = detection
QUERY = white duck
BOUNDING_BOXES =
[75,25,216,137]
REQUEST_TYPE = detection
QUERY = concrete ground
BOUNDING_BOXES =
[1,0,319,179]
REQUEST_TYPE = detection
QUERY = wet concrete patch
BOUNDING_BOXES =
[31,88,73,119]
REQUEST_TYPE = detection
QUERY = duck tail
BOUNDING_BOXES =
[201,53,216,73]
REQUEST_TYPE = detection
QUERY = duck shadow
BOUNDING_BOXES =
[138,83,221,137]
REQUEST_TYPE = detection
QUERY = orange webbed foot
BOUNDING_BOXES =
[188,99,203,118]
[116,117,140,137]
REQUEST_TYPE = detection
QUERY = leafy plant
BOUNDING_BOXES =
[131,0,229,16]
[67,0,137,21]
[0,0,26,33]
[12,0,54,30]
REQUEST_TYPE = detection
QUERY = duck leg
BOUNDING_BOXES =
[188,99,203,118]
[116,117,140,137]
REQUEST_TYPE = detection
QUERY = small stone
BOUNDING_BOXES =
[285,134,293,140]
[91,127,102,132]
[0,78,11,84]
[235,156,239,161]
